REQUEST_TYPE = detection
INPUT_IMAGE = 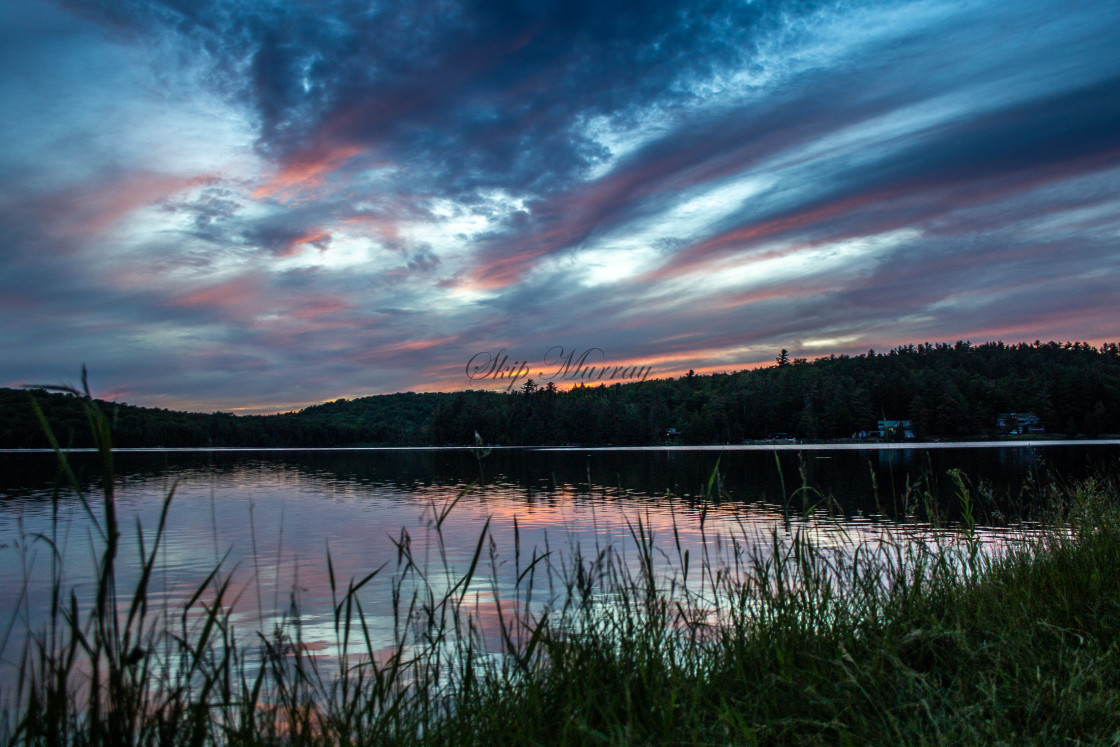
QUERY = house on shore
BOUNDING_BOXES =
[877,419,915,439]
[997,412,1044,434]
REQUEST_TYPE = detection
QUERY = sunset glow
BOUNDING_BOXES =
[2,0,1118,412]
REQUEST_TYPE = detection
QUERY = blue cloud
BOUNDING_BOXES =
[1,0,1118,410]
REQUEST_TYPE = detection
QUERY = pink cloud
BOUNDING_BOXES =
[276,229,333,258]
[46,172,213,239]
[253,144,365,201]
[173,275,261,310]
[286,295,353,321]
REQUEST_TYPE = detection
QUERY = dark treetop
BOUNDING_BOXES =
[3,341,1118,448]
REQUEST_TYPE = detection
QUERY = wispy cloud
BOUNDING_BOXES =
[1,0,1118,410]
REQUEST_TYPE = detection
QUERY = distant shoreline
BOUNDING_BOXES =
[3,438,1120,455]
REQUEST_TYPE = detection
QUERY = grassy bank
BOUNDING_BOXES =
[439,482,1120,745]
[3,391,1119,744]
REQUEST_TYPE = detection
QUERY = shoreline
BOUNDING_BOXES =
[3,437,1120,454]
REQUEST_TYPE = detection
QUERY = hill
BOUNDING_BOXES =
[2,340,1118,448]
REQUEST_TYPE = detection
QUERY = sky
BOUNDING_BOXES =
[2,0,1119,413]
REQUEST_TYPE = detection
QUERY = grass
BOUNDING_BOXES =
[2,382,1119,744]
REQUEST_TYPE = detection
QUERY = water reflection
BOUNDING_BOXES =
[0,444,1116,686]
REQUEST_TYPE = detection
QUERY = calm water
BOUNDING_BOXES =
[1,443,1118,681]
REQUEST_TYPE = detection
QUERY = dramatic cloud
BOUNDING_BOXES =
[2,0,1118,411]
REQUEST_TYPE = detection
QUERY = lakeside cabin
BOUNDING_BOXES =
[877,419,915,439]
[996,412,1045,434]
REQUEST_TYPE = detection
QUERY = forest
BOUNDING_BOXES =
[2,340,1118,449]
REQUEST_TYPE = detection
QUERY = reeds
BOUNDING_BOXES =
[2,384,1119,744]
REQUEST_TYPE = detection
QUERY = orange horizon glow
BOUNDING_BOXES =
[122,330,1120,416]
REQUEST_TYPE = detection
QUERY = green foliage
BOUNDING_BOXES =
[4,398,1120,744]
[2,339,1119,448]
[0,389,449,448]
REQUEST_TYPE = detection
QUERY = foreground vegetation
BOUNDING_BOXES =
[2,339,1119,447]
[2,388,1119,744]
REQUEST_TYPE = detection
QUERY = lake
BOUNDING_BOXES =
[2,442,1118,686]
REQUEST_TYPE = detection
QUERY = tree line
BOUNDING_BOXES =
[2,340,1117,449]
